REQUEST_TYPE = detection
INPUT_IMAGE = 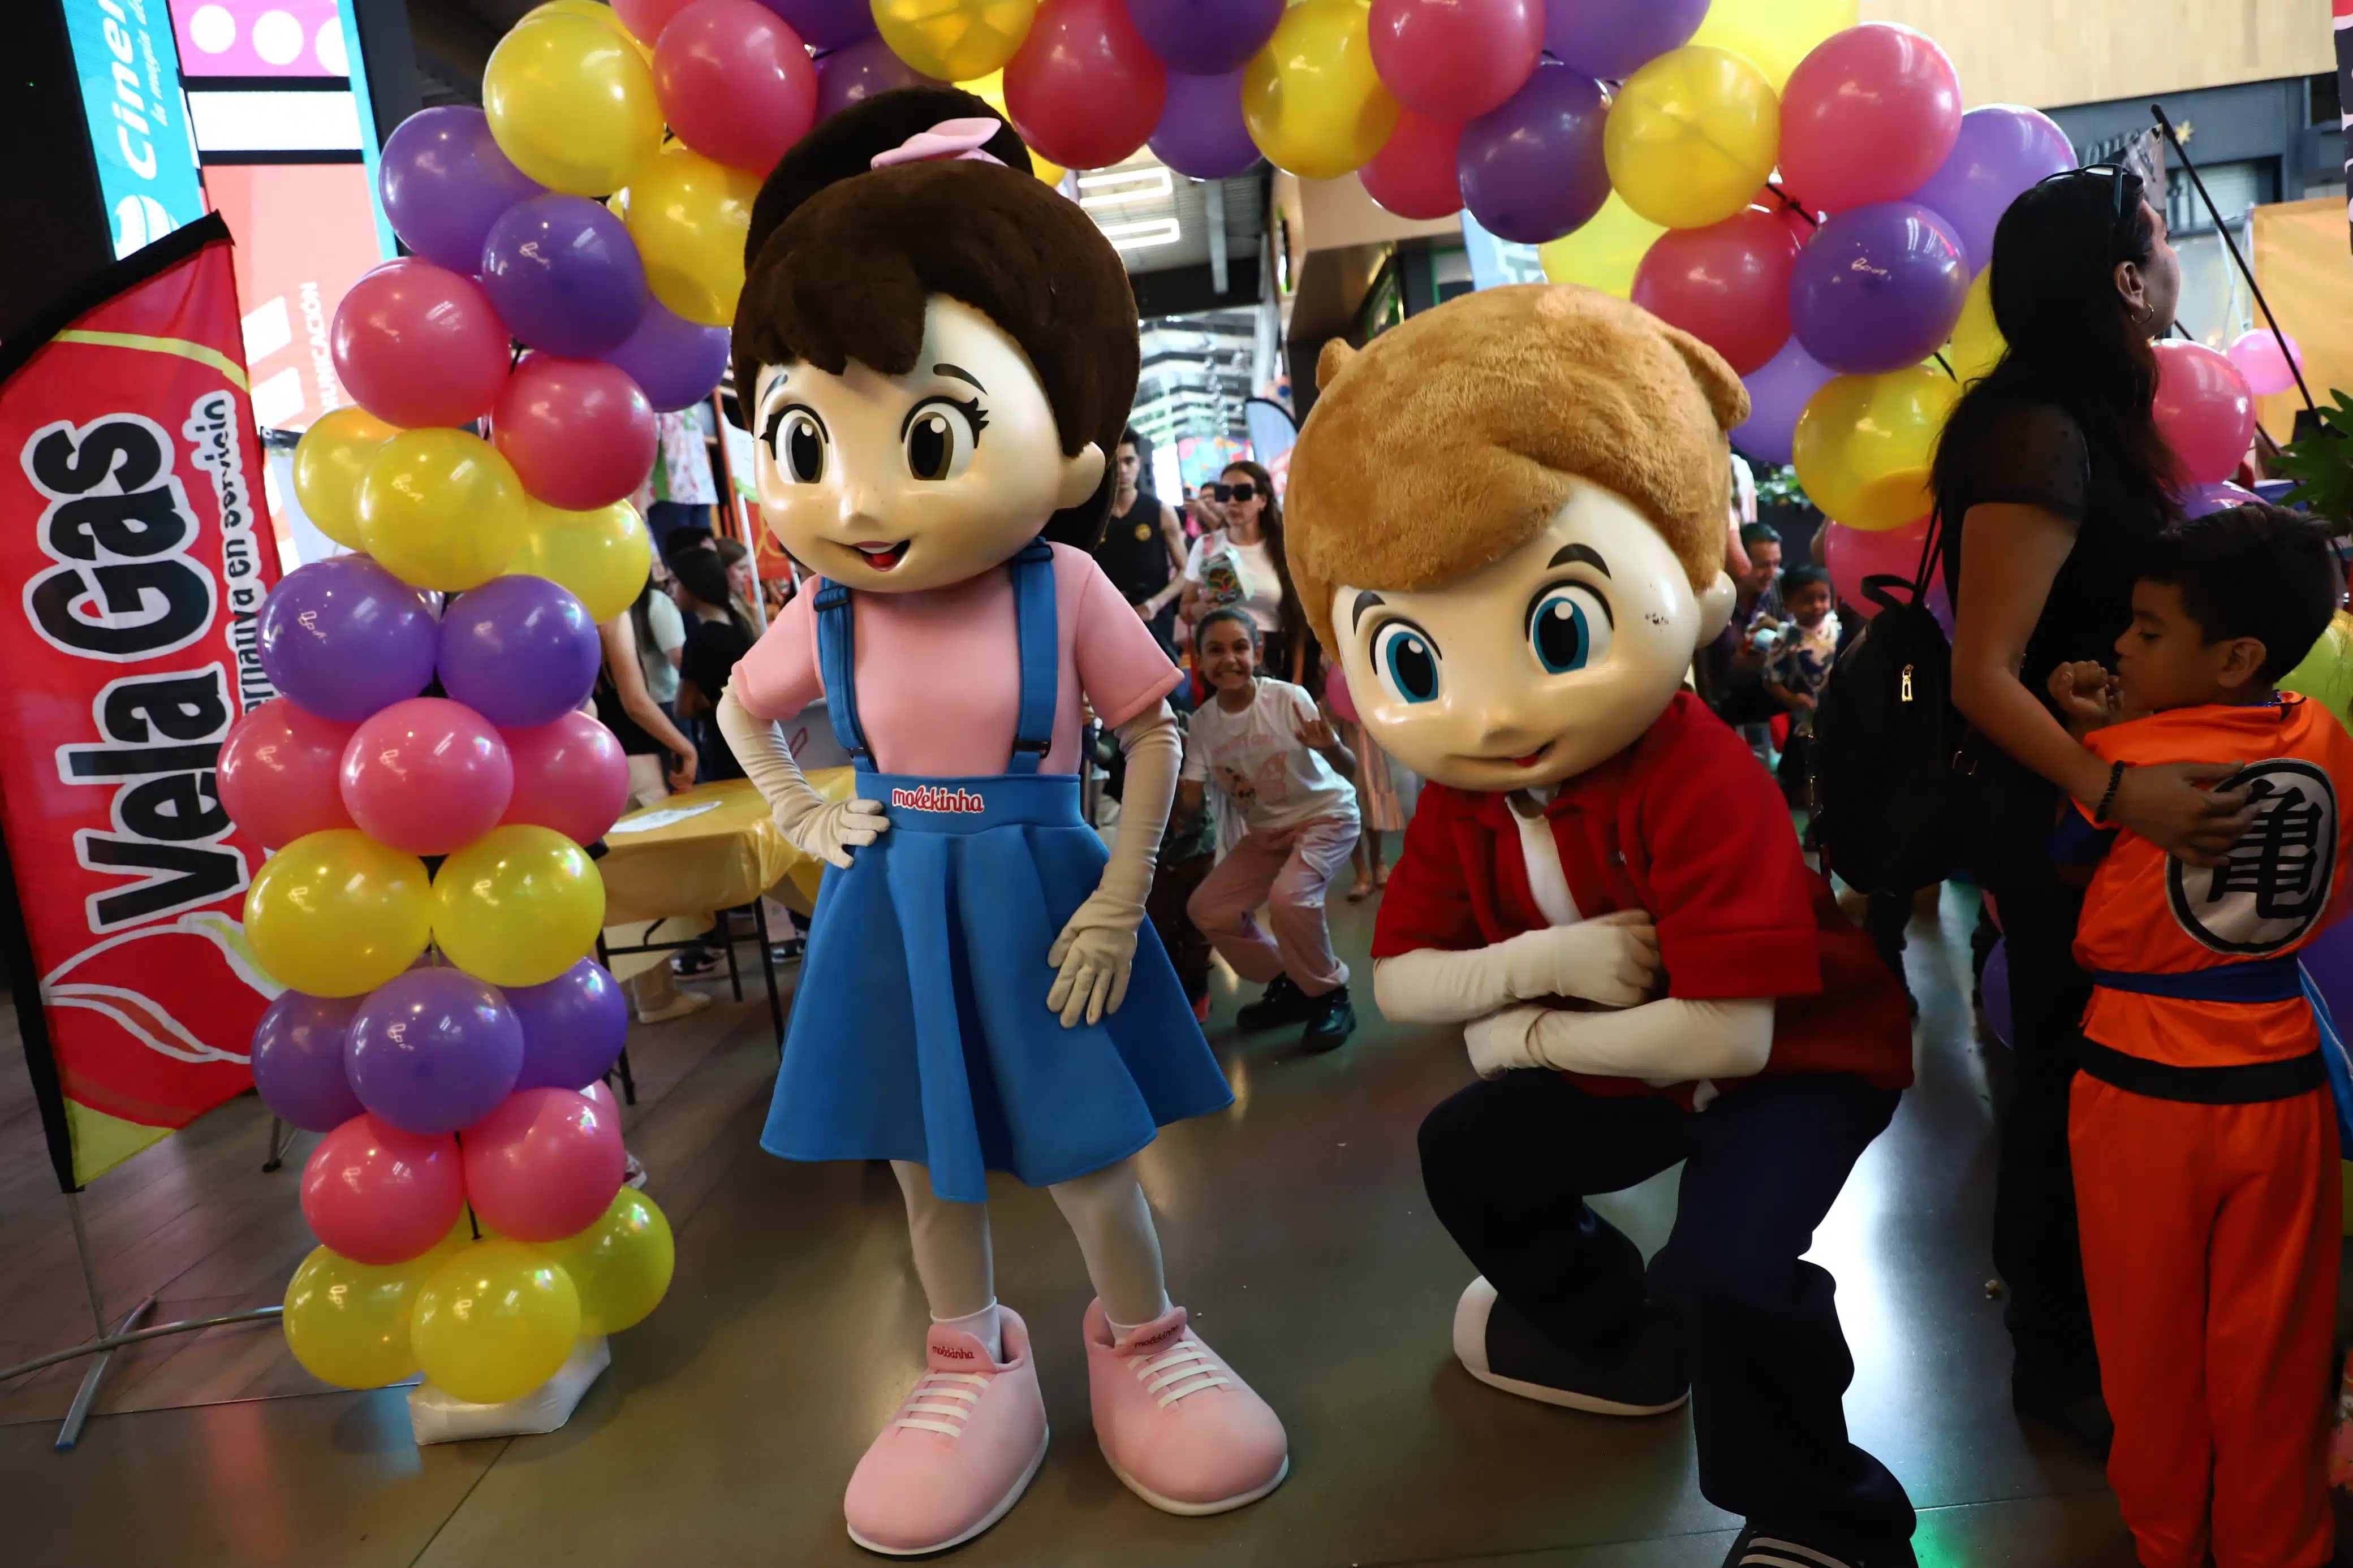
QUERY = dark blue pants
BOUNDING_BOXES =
[1419,1070,1914,1547]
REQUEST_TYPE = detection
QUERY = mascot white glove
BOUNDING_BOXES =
[716,686,890,869]
[1046,703,1180,1028]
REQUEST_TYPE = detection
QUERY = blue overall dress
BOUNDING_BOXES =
[760,543,1235,1203]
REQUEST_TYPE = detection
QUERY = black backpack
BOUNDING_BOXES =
[1807,512,1975,893]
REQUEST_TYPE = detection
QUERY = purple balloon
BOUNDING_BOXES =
[816,36,943,122]
[757,0,875,50]
[1127,0,1285,76]
[1789,202,1970,377]
[1980,938,2011,1048]
[2179,481,2261,518]
[1906,105,2075,273]
[1149,71,1262,180]
[605,298,731,413]
[1458,64,1609,247]
[346,969,524,1135]
[378,107,544,275]
[506,960,630,1092]
[257,557,438,723]
[480,194,649,360]
[1543,0,1707,79]
[2305,917,2353,1039]
[1733,339,1837,467]
[252,993,366,1133]
[437,574,602,730]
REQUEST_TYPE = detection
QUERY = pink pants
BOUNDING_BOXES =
[1186,814,1360,996]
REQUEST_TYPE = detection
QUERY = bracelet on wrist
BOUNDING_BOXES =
[2093,761,2127,824]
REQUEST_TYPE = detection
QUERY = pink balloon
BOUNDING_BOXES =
[338,697,515,856]
[1359,109,1464,220]
[1824,517,1941,620]
[502,710,631,844]
[2226,328,2304,398]
[1369,0,1542,122]
[1778,23,1962,214]
[329,260,512,430]
[463,1087,626,1242]
[656,0,819,174]
[492,356,659,512]
[1631,208,1798,376]
[614,0,697,40]
[218,700,357,847]
[580,1079,619,1116]
[300,1114,466,1265]
[2152,339,2258,487]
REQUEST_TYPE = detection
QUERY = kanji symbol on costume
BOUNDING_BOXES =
[2169,759,2340,954]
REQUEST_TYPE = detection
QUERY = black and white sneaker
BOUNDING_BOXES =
[1236,974,1316,1031]
[1721,1525,1917,1568]
[1451,1276,1688,1415]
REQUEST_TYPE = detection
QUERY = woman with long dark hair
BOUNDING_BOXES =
[1182,460,1314,683]
[1936,166,2253,1431]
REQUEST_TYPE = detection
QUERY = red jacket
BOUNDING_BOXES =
[1372,692,1914,1099]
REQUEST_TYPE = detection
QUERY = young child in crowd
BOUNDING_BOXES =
[1181,607,1361,1049]
[2045,502,2353,1568]
[1760,563,1839,804]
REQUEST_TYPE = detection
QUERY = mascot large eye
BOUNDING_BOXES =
[902,396,985,482]
[765,405,828,484]
[1526,584,1613,675]
[1372,621,1442,705]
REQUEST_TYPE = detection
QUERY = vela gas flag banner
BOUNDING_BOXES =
[0,213,282,1191]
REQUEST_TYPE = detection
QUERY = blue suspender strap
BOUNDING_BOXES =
[1006,541,1058,776]
[812,580,872,771]
[2089,954,2305,1004]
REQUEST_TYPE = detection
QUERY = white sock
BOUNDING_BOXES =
[933,1301,1003,1362]
[1105,1300,1173,1345]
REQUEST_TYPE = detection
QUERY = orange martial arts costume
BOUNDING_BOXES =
[2062,697,2353,1568]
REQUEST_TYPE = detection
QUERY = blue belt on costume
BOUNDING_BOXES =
[2091,954,2305,1004]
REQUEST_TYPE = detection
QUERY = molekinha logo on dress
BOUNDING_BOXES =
[891,785,987,815]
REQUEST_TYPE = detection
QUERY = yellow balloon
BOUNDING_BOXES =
[1242,0,1398,182]
[1538,193,1667,300]
[1604,46,1779,231]
[1793,367,1962,533]
[292,407,400,552]
[282,1238,460,1389]
[962,70,1065,188]
[1945,268,2005,385]
[507,498,652,625]
[411,1239,582,1405]
[525,0,648,59]
[874,0,1037,86]
[1690,0,1858,92]
[621,145,761,329]
[432,826,607,987]
[484,13,662,197]
[244,831,432,997]
[355,429,531,594]
[537,1189,675,1336]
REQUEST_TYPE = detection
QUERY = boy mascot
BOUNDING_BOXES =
[1285,284,1918,1568]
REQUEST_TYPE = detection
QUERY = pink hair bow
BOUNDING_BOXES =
[870,117,1007,170]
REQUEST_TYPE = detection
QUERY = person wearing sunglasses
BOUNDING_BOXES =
[1180,462,1312,685]
[1935,164,2256,1449]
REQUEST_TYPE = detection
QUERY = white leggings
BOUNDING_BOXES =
[891,1157,1171,1328]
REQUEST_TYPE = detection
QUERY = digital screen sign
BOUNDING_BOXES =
[61,0,208,258]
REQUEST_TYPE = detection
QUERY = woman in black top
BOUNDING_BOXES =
[671,546,759,779]
[1936,166,2254,1426]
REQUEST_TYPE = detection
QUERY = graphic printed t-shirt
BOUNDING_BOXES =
[1184,530,1283,633]
[1182,679,1358,835]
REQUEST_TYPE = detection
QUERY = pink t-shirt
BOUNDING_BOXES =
[731,543,1181,777]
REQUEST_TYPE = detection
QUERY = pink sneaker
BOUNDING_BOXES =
[843,1308,1049,1556]
[1084,1298,1288,1515]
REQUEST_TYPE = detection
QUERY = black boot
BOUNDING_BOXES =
[1236,974,1315,1031]
[1300,984,1356,1052]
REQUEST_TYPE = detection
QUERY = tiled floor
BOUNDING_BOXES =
[2,886,2154,1567]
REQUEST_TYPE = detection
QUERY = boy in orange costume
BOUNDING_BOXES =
[2048,502,2352,1568]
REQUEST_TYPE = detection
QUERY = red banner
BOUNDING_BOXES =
[0,214,282,1189]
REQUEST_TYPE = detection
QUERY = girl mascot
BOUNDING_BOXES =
[716,88,1287,1556]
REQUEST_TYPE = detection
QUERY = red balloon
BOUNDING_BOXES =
[1003,0,1166,172]
[2152,340,2259,487]
[300,1115,466,1265]
[1359,109,1464,220]
[656,0,818,174]
[613,0,696,42]
[218,699,356,848]
[1368,0,1542,122]
[492,356,659,511]
[1777,23,1962,213]
[329,260,512,430]
[1630,208,1799,376]
[1824,518,1942,620]
[463,1087,627,1242]
[502,710,631,845]
[338,697,515,856]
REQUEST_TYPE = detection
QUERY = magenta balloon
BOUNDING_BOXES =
[1370,0,1542,122]
[754,0,873,50]
[506,960,631,1091]
[605,298,731,412]
[1126,0,1285,76]
[1541,0,1705,79]
[438,574,604,730]
[1789,202,1968,375]
[462,1087,627,1242]
[480,194,650,360]
[2179,481,2261,519]
[1824,518,1939,620]
[346,969,526,1137]
[257,556,439,723]
[378,107,544,274]
[330,261,511,429]
[1906,105,2074,272]
[252,992,366,1133]
[218,700,357,847]
[492,356,659,511]
[338,697,516,857]
[1778,22,1964,214]
[815,36,943,120]
[2226,328,2304,398]
[299,1116,466,1265]
[2152,340,2258,487]
[502,711,631,844]
[1456,63,1609,247]
[1733,338,1836,467]
[1148,70,1262,180]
